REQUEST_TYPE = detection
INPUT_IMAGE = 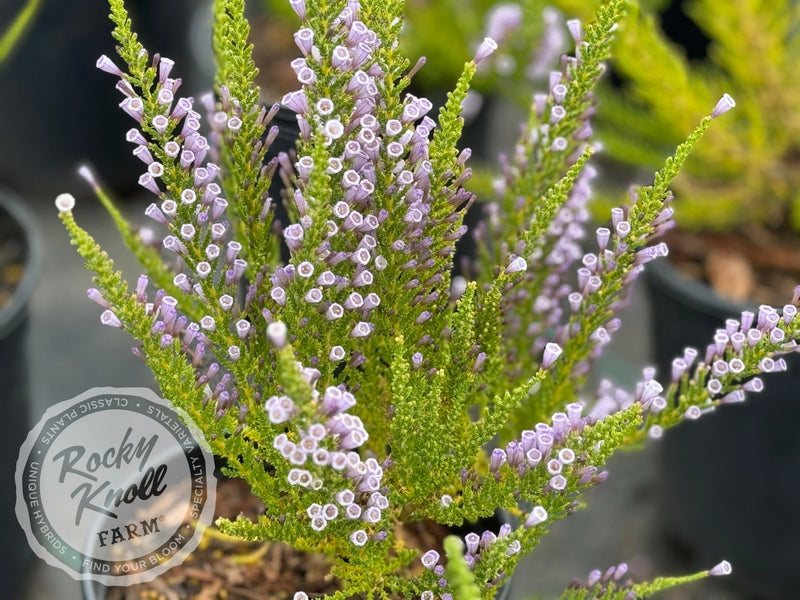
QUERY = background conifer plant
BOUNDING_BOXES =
[57,0,800,597]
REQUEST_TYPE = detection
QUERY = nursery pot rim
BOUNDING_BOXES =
[0,187,41,339]
[646,254,756,318]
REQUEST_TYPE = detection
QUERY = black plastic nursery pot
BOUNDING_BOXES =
[0,0,194,200]
[0,188,41,599]
[645,257,800,599]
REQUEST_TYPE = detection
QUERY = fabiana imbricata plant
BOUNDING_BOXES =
[56,0,799,598]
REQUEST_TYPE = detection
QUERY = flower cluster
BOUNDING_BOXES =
[57,0,800,599]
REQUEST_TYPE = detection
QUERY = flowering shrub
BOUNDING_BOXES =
[57,0,800,598]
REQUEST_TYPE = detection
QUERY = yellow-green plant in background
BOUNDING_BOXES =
[0,0,41,66]
[582,0,800,232]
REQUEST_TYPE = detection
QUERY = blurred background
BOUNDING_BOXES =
[1,0,798,599]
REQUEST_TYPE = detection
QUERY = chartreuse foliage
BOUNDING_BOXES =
[0,0,41,66]
[560,0,800,232]
[57,0,800,599]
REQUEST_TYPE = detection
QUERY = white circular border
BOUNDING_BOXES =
[15,387,217,586]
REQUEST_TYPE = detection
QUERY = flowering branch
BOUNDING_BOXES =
[54,0,800,598]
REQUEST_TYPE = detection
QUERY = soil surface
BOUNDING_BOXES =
[663,227,800,306]
[105,478,339,600]
[103,478,461,600]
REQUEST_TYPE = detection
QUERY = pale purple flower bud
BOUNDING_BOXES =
[731,332,746,352]
[709,560,732,576]
[326,303,344,321]
[415,311,432,325]
[157,88,173,106]
[173,273,192,294]
[138,173,160,195]
[553,83,567,104]
[199,315,215,332]
[505,256,527,274]
[162,235,185,254]
[179,224,195,241]
[480,449,506,478]
[349,529,368,546]
[362,506,381,524]
[350,321,374,338]
[728,357,745,373]
[266,321,288,348]
[305,288,323,304]
[171,98,192,121]
[115,79,136,98]
[551,136,568,152]
[586,570,602,586]
[328,346,346,362]
[506,540,521,556]
[156,56,174,82]
[96,54,123,76]
[684,406,702,420]
[217,294,234,312]
[743,377,764,392]
[524,506,548,528]
[560,18,581,45]
[783,304,797,324]
[205,244,220,261]
[144,203,167,224]
[564,403,583,429]
[323,119,344,141]
[683,347,698,367]
[294,28,314,55]
[720,390,745,404]
[558,448,576,464]
[671,358,688,382]
[615,220,631,238]
[235,319,251,339]
[473,37,498,65]
[747,328,762,347]
[151,114,169,135]
[125,128,147,146]
[707,378,723,395]
[541,342,562,369]
[352,269,373,287]
[713,347,730,370]
[147,162,165,178]
[135,275,148,302]
[100,309,122,328]
[525,447,542,467]
[638,379,663,406]
[282,90,308,114]
[284,224,304,253]
[546,458,562,475]
[120,97,144,122]
[711,94,735,118]
[179,150,195,170]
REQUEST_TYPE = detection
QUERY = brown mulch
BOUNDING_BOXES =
[105,478,339,600]
[664,227,800,306]
[104,479,457,600]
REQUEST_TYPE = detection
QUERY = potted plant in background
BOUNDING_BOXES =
[0,1,42,598]
[51,0,799,598]
[541,0,800,595]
